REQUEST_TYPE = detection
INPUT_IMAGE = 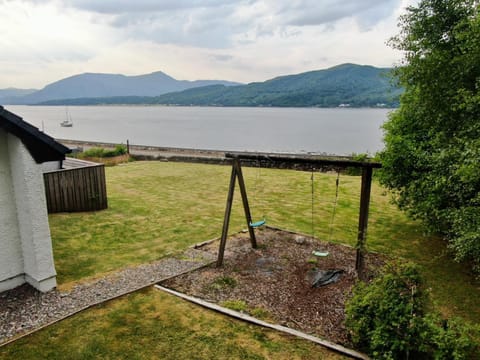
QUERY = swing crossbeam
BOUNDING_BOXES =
[217,152,381,281]
[225,152,381,171]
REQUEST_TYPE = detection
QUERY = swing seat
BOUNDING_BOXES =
[249,219,266,228]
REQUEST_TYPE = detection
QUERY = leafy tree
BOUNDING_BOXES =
[379,0,480,272]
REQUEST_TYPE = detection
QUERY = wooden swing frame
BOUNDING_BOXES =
[217,152,382,280]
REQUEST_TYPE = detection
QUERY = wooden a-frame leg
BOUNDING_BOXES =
[234,159,257,249]
[217,163,237,267]
[356,167,373,280]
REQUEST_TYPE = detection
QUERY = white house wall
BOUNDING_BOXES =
[0,129,24,291]
[0,129,57,292]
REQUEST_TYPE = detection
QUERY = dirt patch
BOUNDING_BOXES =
[162,227,385,346]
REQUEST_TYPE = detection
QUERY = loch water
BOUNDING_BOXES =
[6,105,391,155]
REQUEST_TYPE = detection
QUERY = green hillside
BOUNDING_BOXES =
[153,63,400,107]
[39,64,402,107]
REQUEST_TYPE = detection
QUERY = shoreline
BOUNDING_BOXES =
[57,139,229,165]
[57,139,363,172]
[58,139,353,159]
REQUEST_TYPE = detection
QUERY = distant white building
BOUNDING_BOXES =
[0,106,70,292]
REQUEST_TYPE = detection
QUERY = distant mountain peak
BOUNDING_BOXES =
[145,70,169,76]
[0,70,240,105]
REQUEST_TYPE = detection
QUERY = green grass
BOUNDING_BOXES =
[0,288,344,360]
[2,160,478,359]
[221,299,249,312]
[211,276,238,290]
[49,161,479,323]
[50,162,239,284]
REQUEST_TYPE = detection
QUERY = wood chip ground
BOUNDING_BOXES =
[162,227,385,346]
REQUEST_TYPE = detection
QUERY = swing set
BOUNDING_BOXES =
[217,152,381,280]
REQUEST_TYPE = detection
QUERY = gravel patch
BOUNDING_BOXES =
[0,248,216,345]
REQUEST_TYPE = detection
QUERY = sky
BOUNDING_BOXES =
[0,0,418,89]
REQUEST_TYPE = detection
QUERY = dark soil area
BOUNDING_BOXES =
[162,227,385,345]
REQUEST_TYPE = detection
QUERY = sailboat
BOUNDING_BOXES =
[61,107,73,127]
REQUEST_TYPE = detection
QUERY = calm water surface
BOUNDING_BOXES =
[6,106,390,155]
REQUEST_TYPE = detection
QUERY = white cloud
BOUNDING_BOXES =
[0,0,122,87]
[0,0,418,88]
[60,0,402,47]
[66,0,235,14]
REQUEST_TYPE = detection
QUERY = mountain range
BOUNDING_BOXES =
[0,88,37,100]
[0,72,239,105]
[0,64,401,107]
[151,64,400,107]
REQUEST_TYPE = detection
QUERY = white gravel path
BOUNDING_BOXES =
[0,248,216,345]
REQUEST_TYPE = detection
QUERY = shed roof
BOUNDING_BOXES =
[0,106,71,163]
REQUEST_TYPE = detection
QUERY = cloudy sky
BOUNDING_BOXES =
[0,0,418,89]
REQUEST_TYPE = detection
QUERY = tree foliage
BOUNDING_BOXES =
[379,0,480,272]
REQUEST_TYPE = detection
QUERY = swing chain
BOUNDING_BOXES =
[328,170,341,241]
[311,167,315,240]
[249,159,266,227]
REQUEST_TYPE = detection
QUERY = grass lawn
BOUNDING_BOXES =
[50,161,479,323]
[1,160,478,359]
[0,288,345,360]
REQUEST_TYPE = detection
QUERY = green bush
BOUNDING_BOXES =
[79,145,127,158]
[103,144,128,158]
[424,315,480,360]
[345,262,428,359]
[345,262,479,359]
[81,147,105,158]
